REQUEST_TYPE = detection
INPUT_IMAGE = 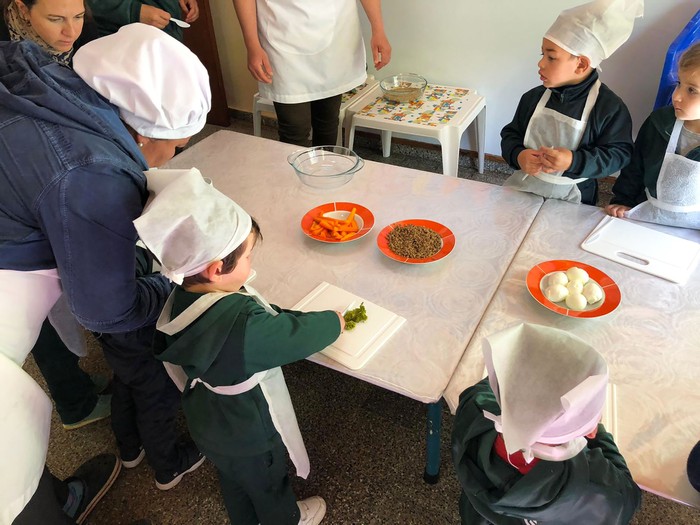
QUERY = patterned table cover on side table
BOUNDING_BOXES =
[356,85,473,127]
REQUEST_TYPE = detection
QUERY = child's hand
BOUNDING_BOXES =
[336,311,346,331]
[540,147,573,173]
[605,204,630,218]
[517,149,543,175]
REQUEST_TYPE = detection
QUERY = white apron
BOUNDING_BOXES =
[156,283,311,479]
[626,119,700,229]
[256,0,367,103]
[0,269,61,524]
[48,293,87,357]
[504,80,601,204]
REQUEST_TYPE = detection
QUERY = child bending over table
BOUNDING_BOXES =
[501,0,641,205]
[133,169,344,525]
[606,42,700,229]
[451,323,641,525]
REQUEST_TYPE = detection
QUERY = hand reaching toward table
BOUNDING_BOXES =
[605,204,630,218]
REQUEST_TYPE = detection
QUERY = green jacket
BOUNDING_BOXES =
[610,105,700,207]
[451,379,641,525]
[154,288,341,458]
[86,0,182,40]
[501,70,634,205]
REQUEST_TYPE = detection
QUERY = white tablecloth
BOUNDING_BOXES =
[165,131,543,402]
[443,199,700,507]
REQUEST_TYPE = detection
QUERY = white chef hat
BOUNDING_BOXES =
[544,0,643,68]
[482,323,608,463]
[133,168,252,285]
[72,23,211,139]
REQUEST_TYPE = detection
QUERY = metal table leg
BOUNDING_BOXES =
[424,400,442,484]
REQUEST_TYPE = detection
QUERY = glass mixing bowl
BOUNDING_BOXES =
[287,146,364,189]
[380,73,427,103]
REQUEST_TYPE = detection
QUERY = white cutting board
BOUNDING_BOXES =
[581,216,700,284]
[292,282,406,370]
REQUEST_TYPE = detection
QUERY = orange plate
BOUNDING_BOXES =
[301,202,374,243]
[376,219,455,264]
[526,260,621,318]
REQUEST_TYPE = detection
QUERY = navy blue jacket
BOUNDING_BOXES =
[501,70,634,205]
[0,41,171,332]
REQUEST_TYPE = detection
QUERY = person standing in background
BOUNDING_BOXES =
[233,0,391,147]
[86,0,198,40]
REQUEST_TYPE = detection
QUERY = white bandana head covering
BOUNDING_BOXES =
[72,23,211,139]
[482,323,608,463]
[133,168,252,284]
[545,0,643,68]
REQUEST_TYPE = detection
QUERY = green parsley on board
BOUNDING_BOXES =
[343,303,368,331]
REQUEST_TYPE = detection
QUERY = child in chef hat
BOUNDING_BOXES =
[451,323,641,525]
[501,0,643,206]
[133,168,344,525]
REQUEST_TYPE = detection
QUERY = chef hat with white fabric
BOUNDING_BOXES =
[544,0,643,68]
[72,23,211,139]
[482,323,608,463]
[133,168,252,285]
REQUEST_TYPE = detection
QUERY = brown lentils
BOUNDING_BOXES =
[387,225,442,259]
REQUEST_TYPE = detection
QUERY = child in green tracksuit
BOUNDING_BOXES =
[452,323,641,525]
[606,42,700,229]
[133,169,343,525]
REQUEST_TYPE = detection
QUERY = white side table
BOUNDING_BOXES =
[252,79,379,146]
[346,84,486,176]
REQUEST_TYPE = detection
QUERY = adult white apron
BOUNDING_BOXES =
[0,269,61,524]
[503,80,601,204]
[626,119,700,229]
[156,284,311,478]
[48,293,87,357]
[256,0,367,103]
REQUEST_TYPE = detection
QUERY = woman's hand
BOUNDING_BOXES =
[246,45,273,83]
[179,0,199,23]
[140,5,171,29]
[370,31,391,70]
[605,204,630,217]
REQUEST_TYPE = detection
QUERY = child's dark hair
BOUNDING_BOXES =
[182,218,262,287]
[679,42,700,74]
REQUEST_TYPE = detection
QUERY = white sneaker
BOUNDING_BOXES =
[297,496,326,525]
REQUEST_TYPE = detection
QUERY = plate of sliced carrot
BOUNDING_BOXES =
[300,202,374,243]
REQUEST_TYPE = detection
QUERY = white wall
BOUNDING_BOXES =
[209,0,698,157]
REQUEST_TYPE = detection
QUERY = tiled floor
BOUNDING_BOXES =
[30,116,700,524]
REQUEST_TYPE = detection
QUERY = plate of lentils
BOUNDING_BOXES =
[377,219,455,264]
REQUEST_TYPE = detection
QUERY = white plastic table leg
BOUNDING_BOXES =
[440,128,460,177]
[348,122,357,150]
[253,99,263,137]
[335,109,344,146]
[476,106,486,174]
[381,130,392,157]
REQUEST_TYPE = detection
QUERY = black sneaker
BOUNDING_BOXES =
[154,443,205,490]
[67,453,122,524]
[120,445,145,469]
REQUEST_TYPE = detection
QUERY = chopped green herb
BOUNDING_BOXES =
[343,302,368,331]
